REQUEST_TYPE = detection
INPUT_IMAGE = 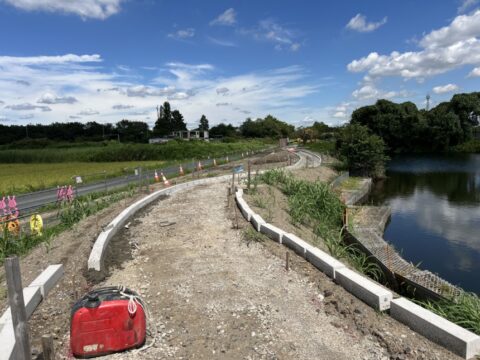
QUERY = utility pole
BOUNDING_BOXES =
[426,94,431,111]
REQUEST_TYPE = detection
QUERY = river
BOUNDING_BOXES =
[369,153,480,295]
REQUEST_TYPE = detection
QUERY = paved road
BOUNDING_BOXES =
[13,150,270,214]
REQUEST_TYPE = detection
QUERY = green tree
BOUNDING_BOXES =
[209,123,238,138]
[338,124,388,178]
[171,110,187,132]
[240,115,294,138]
[199,114,209,131]
[116,119,150,143]
[153,101,173,137]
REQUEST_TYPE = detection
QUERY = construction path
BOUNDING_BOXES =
[102,179,456,360]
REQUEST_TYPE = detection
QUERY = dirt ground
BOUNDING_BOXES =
[0,152,463,359]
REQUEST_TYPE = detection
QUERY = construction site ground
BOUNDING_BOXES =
[0,153,461,360]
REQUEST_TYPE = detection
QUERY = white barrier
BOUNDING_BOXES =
[391,298,480,359]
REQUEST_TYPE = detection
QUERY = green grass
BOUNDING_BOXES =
[0,161,167,194]
[0,139,267,163]
[451,139,480,153]
[339,177,363,190]
[305,140,336,154]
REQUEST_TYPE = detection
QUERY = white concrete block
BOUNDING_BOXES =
[259,223,285,243]
[28,264,64,297]
[282,233,312,258]
[306,246,346,279]
[250,213,265,232]
[335,267,392,311]
[236,198,254,221]
[391,298,480,359]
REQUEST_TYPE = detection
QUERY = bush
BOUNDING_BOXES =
[337,124,389,178]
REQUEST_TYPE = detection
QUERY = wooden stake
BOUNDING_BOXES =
[41,335,55,360]
[5,257,31,360]
[286,251,290,271]
[247,161,251,190]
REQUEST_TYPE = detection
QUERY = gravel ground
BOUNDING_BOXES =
[92,180,458,360]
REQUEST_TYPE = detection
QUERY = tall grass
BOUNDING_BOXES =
[0,140,267,163]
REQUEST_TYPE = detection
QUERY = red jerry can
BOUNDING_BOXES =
[70,287,146,358]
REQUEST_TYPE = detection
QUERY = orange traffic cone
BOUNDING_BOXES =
[179,165,184,176]
[154,170,160,182]
[161,172,170,186]
[213,158,217,167]
[197,161,203,171]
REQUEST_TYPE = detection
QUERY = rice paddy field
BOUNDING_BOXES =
[0,161,167,194]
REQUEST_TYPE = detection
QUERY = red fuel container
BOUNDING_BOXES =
[70,287,146,358]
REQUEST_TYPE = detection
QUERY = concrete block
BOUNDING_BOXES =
[236,198,254,221]
[306,246,346,279]
[391,298,480,359]
[28,264,64,297]
[335,267,392,311]
[282,233,312,258]
[260,223,285,243]
[250,213,265,232]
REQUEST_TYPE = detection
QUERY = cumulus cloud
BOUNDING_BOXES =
[112,104,134,110]
[168,28,195,40]
[126,85,178,98]
[78,109,99,116]
[346,14,387,33]
[210,8,236,26]
[469,67,480,76]
[352,83,409,100]
[348,10,480,80]
[433,84,459,94]
[37,92,78,104]
[3,0,123,19]
[5,103,51,111]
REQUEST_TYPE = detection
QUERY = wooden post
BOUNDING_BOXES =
[247,161,251,191]
[231,170,235,192]
[41,335,55,360]
[5,257,31,360]
[286,251,290,271]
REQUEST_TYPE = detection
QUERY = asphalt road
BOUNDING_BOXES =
[13,150,265,214]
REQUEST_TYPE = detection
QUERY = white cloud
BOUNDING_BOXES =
[216,87,229,95]
[16,80,30,86]
[210,8,236,26]
[112,104,134,110]
[2,0,123,19]
[458,0,479,13]
[78,109,99,116]
[19,114,34,120]
[168,28,195,40]
[433,83,459,94]
[38,92,78,104]
[5,103,51,111]
[242,19,302,51]
[469,67,480,76]
[207,36,237,47]
[0,52,322,127]
[348,10,480,80]
[0,54,101,66]
[352,83,410,100]
[346,14,387,33]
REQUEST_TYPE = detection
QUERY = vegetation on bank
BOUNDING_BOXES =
[256,169,383,280]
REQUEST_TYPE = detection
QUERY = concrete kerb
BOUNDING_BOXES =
[0,264,64,360]
[391,298,480,359]
[335,267,392,311]
[88,174,233,273]
[250,213,266,232]
[306,246,346,279]
[282,233,313,258]
[259,223,285,243]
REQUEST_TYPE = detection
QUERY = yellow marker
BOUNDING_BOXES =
[7,220,20,236]
[30,214,43,236]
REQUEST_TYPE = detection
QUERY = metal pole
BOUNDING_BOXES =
[5,257,31,360]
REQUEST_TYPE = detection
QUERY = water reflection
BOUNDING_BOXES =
[370,154,480,294]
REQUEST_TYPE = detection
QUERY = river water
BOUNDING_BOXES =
[369,154,480,295]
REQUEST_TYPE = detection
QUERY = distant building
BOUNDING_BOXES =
[149,130,209,144]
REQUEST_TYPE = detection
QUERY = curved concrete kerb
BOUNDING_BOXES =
[88,175,232,273]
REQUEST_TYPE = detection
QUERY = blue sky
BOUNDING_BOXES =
[0,0,479,129]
